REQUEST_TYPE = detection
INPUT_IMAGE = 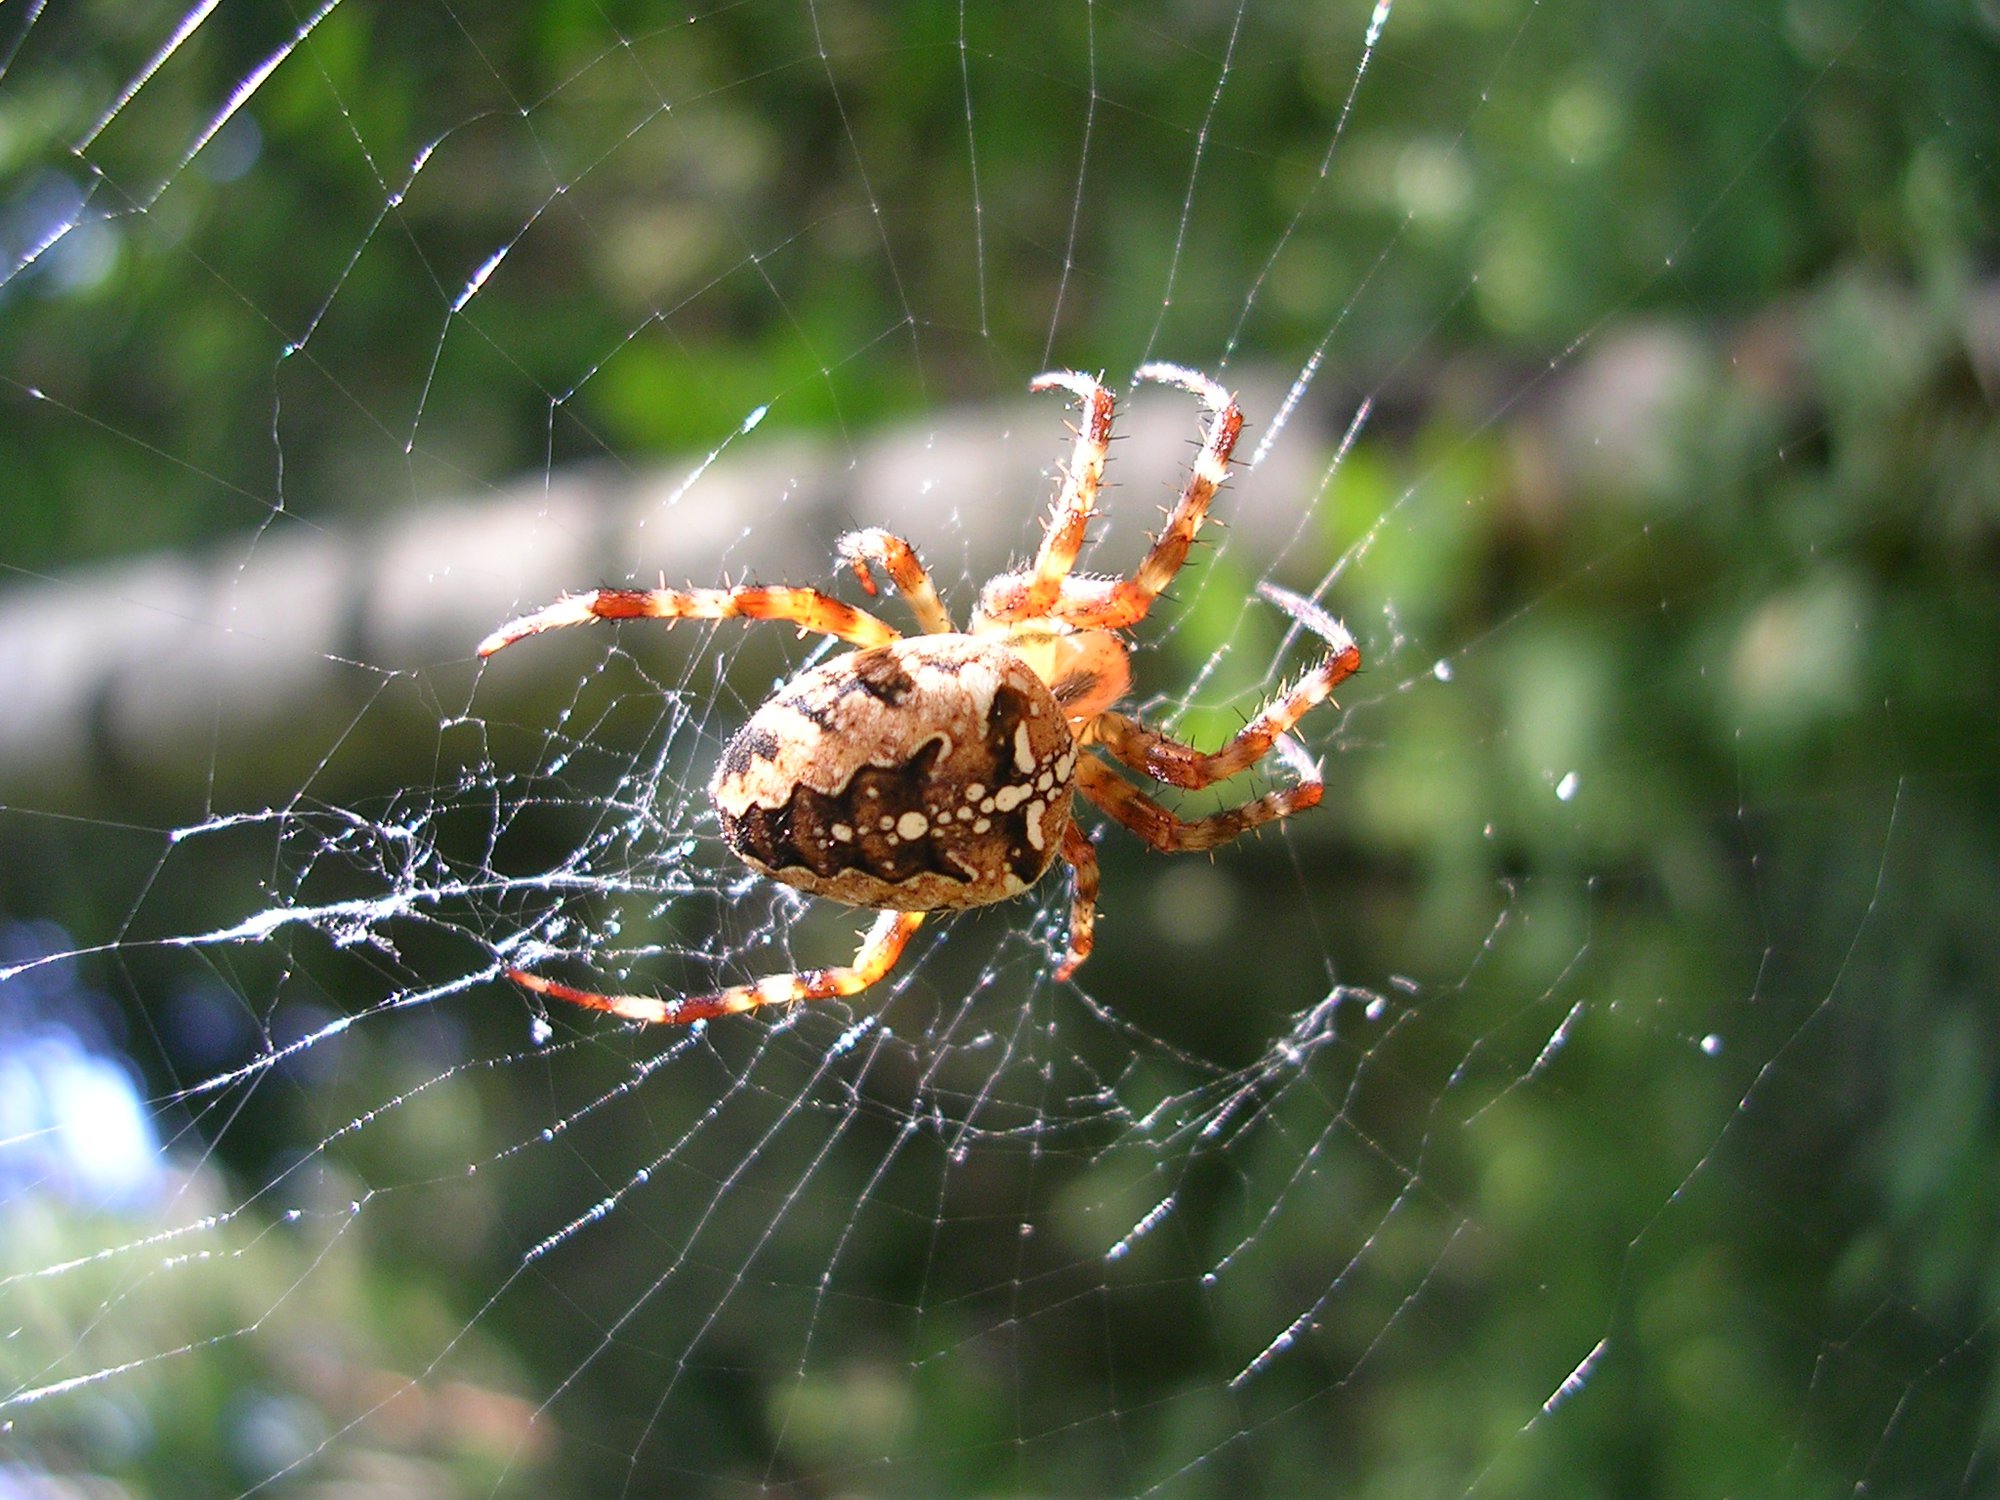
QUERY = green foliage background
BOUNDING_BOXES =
[2,0,1997,1495]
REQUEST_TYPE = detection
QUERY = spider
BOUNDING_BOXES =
[478,364,1360,1027]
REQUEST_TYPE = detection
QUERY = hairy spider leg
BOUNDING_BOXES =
[505,909,927,1028]
[477,585,901,658]
[1019,370,1117,615]
[980,363,1243,632]
[1054,821,1101,981]
[1071,752,1321,854]
[1115,361,1244,625]
[1090,596,1360,790]
[836,528,956,635]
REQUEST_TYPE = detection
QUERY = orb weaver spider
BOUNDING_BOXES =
[480,365,1359,1026]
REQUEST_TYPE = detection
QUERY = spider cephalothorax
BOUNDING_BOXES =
[479,365,1360,1026]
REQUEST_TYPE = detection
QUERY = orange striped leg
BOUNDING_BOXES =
[1055,821,1100,981]
[1018,370,1117,615]
[836,528,955,635]
[1091,611,1359,790]
[478,585,899,658]
[977,571,1134,631]
[979,364,1243,632]
[505,910,926,1028]
[1072,753,1321,854]
[1131,362,1242,603]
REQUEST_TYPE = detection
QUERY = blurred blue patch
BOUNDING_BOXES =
[0,920,164,1212]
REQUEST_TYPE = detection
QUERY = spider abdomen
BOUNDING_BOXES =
[711,635,1078,912]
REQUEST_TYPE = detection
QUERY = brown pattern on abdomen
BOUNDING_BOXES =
[720,737,973,886]
[979,685,1055,885]
[716,682,1067,895]
[709,635,1076,907]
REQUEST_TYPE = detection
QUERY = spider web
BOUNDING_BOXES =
[2,0,1996,1495]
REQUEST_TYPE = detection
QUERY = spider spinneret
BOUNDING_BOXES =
[479,364,1360,1027]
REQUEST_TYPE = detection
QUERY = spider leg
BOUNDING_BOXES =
[976,572,1141,632]
[1071,749,1320,854]
[1017,370,1117,615]
[478,584,899,658]
[836,528,955,635]
[980,364,1242,632]
[1110,362,1244,628]
[1055,820,1100,981]
[505,910,926,1028]
[1090,590,1360,789]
